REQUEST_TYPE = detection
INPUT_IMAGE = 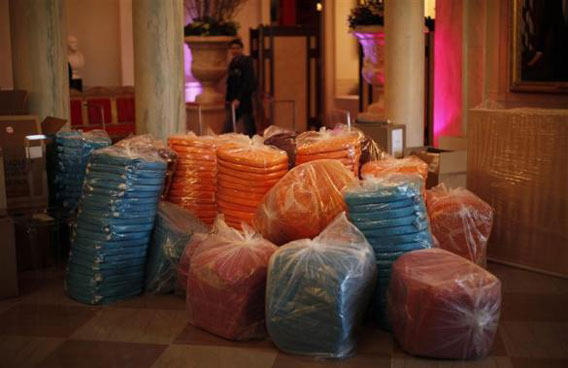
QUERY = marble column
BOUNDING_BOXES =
[133,0,185,140]
[384,0,425,147]
[9,0,69,121]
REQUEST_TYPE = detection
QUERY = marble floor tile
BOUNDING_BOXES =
[272,353,391,368]
[488,263,568,295]
[151,345,277,368]
[0,335,64,368]
[111,293,186,310]
[391,356,513,368]
[71,308,188,345]
[500,321,568,359]
[173,323,275,350]
[356,325,394,356]
[37,339,167,368]
[500,293,568,322]
[0,304,98,338]
[509,357,568,368]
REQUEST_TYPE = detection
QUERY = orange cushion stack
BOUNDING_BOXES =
[295,129,362,177]
[216,138,288,230]
[361,156,428,183]
[167,134,219,225]
[253,159,357,245]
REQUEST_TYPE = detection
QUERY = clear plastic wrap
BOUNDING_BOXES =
[53,130,111,216]
[144,202,208,294]
[426,184,494,266]
[296,127,362,177]
[65,134,168,305]
[331,123,389,172]
[186,216,278,340]
[176,232,207,297]
[263,125,298,170]
[253,159,356,245]
[216,136,288,229]
[343,174,433,328]
[266,213,377,358]
[388,248,502,360]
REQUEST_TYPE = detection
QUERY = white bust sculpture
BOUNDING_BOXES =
[67,35,85,80]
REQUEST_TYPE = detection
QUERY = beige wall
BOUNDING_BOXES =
[66,0,122,88]
[334,0,358,97]
[0,0,12,89]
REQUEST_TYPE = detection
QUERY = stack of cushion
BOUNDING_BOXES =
[344,174,433,328]
[54,130,111,215]
[388,248,502,359]
[187,218,277,340]
[266,213,376,358]
[65,139,167,305]
[426,184,494,266]
[254,160,356,245]
[361,157,428,188]
[144,202,207,294]
[296,128,362,177]
[216,137,288,229]
[167,134,218,225]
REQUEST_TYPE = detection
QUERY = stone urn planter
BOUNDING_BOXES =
[184,36,234,104]
[352,26,385,116]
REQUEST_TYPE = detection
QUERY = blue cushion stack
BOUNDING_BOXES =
[144,202,208,294]
[65,145,167,305]
[54,130,111,216]
[343,174,433,328]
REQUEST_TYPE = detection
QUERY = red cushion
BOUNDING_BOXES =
[70,99,83,126]
[388,248,501,360]
[86,98,112,125]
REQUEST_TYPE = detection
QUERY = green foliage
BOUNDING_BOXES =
[184,17,239,36]
[348,0,384,28]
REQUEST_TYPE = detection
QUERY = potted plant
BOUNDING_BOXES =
[184,0,247,104]
[349,0,385,117]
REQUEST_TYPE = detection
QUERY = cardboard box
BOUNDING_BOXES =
[406,146,467,189]
[13,213,59,271]
[354,122,406,158]
[0,115,49,213]
[0,216,18,299]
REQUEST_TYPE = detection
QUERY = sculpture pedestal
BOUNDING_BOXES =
[186,103,227,135]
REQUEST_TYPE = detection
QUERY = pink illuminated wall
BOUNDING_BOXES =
[433,0,463,146]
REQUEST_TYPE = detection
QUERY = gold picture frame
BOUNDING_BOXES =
[510,0,568,93]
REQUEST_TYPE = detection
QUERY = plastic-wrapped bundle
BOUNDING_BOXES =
[426,184,494,266]
[167,133,219,225]
[263,125,297,169]
[266,213,376,358]
[343,174,433,328]
[54,130,111,215]
[65,135,168,305]
[388,248,502,359]
[145,202,208,294]
[331,123,389,174]
[254,159,356,245]
[296,128,362,177]
[176,232,207,297]
[216,136,288,230]
[186,216,277,340]
[361,156,428,184]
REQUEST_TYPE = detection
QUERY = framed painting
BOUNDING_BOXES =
[510,0,568,93]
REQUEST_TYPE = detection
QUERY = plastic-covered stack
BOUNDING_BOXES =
[343,174,433,327]
[426,184,494,266]
[145,202,208,294]
[296,128,362,177]
[266,213,376,358]
[167,133,218,225]
[187,216,277,340]
[388,248,502,360]
[54,130,111,215]
[361,156,428,184]
[216,136,288,230]
[254,159,356,245]
[176,232,207,297]
[65,135,168,305]
[263,125,297,169]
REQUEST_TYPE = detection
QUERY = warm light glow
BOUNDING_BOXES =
[316,2,322,12]
[425,0,436,18]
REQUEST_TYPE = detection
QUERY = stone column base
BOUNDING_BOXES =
[186,103,227,135]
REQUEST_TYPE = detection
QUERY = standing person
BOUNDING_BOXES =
[224,39,257,136]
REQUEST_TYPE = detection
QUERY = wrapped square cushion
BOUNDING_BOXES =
[388,248,502,360]
[266,213,377,358]
[427,184,494,266]
[187,216,277,340]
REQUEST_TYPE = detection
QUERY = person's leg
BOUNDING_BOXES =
[222,105,234,133]
[243,113,256,137]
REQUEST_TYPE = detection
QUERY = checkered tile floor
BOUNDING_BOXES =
[0,262,566,368]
